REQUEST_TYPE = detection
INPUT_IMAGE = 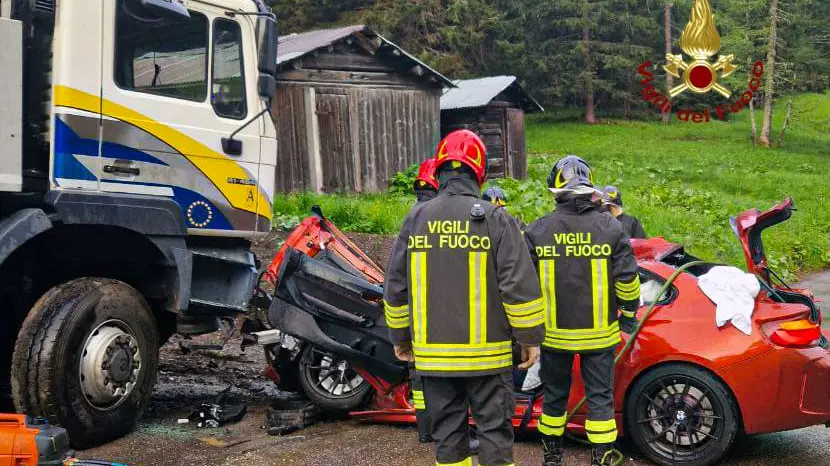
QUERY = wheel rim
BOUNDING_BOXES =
[303,347,365,398]
[635,375,725,463]
[79,320,142,410]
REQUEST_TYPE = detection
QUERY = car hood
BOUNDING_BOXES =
[730,197,795,280]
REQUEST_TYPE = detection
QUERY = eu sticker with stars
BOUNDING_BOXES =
[187,201,214,228]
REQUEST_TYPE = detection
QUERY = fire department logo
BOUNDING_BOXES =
[637,0,763,123]
[663,0,737,98]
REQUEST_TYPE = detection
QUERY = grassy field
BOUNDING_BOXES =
[272,92,830,277]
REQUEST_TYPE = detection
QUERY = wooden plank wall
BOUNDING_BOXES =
[354,88,439,192]
[272,84,310,192]
[505,108,528,179]
[273,84,440,193]
[273,42,442,193]
[440,104,528,180]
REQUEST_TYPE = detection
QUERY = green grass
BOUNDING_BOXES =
[273,92,830,277]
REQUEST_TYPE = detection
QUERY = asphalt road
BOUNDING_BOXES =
[81,271,830,466]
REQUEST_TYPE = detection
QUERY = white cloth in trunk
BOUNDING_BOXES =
[697,266,760,335]
[521,360,543,392]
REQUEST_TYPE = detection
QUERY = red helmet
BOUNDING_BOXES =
[434,129,487,185]
[414,158,438,190]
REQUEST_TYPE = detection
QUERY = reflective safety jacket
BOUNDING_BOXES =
[524,195,641,353]
[384,174,545,377]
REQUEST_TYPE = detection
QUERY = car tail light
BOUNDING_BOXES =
[766,319,821,347]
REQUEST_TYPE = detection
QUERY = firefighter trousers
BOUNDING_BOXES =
[422,372,515,466]
[410,368,432,440]
[538,349,617,445]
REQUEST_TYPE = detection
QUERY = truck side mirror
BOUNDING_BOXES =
[256,16,278,77]
[136,0,190,19]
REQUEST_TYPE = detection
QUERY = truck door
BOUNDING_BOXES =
[50,0,104,191]
[99,0,267,234]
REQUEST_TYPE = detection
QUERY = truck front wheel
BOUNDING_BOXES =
[11,278,159,448]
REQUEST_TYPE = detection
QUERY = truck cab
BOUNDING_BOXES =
[0,0,278,447]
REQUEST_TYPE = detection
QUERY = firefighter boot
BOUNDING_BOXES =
[591,443,624,466]
[541,435,563,466]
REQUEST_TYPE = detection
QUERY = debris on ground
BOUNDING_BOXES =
[266,399,319,436]
[181,390,249,428]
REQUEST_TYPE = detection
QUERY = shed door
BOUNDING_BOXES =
[315,90,354,192]
[505,108,527,179]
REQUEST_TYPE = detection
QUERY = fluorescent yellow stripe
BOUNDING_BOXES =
[508,312,545,328]
[545,322,620,337]
[385,308,409,318]
[468,252,487,344]
[385,314,409,329]
[600,259,608,327]
[615,276,640,291]
[416,354,512,363]
[540,260,557,329]
[411,252,428,344]
[546,322,620,340]
[416,355,513,372]
[53,86,271,219]
[504,297,544,314]
[384,300,408,313]
[479,253,487,344]
[538,413,567,436]
[419,253,428,342]
[620,309,636,318]
[437,458,472,466]
[469,252,476,344]
[616,289,640,301]
[592,259,601,330]
[412,390,426,410]
[585,419,618,444]
[543,332,621,351]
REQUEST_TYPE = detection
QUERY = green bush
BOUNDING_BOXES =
[388,163,420,196]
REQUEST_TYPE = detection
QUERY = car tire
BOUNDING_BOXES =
[298,346,371,412]
[625,364,739,466]
[11,278,159,449]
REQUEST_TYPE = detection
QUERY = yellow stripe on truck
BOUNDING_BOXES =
[53,86,272,220]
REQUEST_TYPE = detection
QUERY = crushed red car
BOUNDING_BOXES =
[254,198,830,466]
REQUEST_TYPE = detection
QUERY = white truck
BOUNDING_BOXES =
[0,0,278,447]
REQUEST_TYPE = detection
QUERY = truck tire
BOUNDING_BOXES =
[11,278,159,449]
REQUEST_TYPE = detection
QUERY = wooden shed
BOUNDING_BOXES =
[440,76,543,180]
[273,25,454,193]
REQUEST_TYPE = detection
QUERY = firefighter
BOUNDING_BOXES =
[482,186,526,230]
[384,129,545,466]
[524,156,640,466]
[414,158,439,203]
[601,186,646,239]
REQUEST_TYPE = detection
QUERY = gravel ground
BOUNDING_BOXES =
[78,238,830,466]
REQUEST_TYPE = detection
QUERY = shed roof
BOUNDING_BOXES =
[440,76,544,113]
[277,25,454,88]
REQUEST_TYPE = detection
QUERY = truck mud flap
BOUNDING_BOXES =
[269,297,407,384]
